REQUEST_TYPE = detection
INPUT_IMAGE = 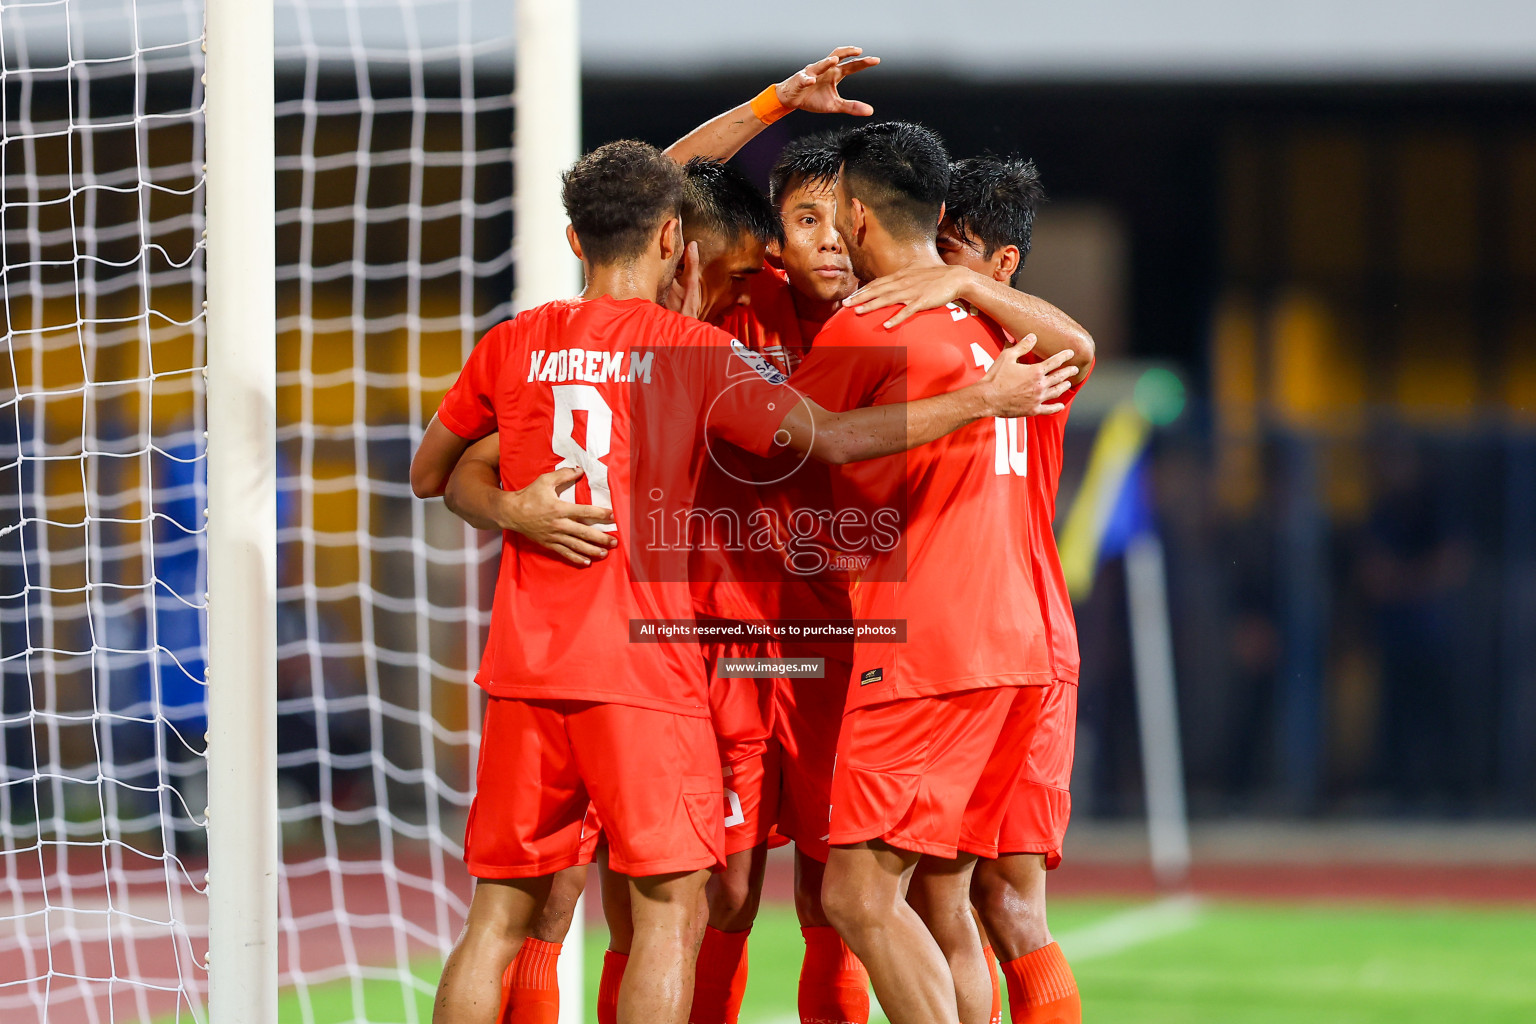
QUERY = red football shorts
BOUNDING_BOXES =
[997,682,1077,868]
[773,655,853,863]
[464,697,724,879]
[828,685,1040,858]
[705,640,781,856]
[720,744,781,855]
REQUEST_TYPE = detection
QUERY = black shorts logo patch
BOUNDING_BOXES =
[860,668,883,685]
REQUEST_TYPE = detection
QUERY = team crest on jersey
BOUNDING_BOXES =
[729,338,790,385]
[860,668,883,686]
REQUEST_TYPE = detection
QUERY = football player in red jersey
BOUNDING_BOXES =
[742,132,859,370]
[682,133,870,1024]
[745,134,875,1024]
[600,155,791,1024]
[842,155,1093,1024]
[427,153,792,1024]
[457,56,878,1023]
[432,93,867,1024]
[686,131,1087,1024]
[412,139,1077,1024]
[638,132,876,1024]
[788,123,1079,1024]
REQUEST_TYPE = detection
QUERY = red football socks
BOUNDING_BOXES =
[981,944,1001,1024]
[597,949,628,1024]
[798,925,870,1024]
[999,942,1081,1024]
[499,937,561,1024]
[690,926,752,1024]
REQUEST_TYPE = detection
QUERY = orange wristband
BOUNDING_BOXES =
[750,84,790,126]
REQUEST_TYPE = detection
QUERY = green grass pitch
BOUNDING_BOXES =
[262,899,1536,1023]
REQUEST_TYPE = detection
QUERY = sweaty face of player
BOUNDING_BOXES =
[937,219,1009,283]
[774,179,857,305]
[691,228,766,325]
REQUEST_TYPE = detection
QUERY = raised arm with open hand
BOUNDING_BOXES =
[777,46,880,116]
[664,46,880,164]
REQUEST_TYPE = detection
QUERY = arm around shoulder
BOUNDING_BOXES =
[958,273,1095,377]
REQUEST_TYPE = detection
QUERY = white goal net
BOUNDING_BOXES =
[272,0,511,1019]
[2,0,210,1020]
[2,0,520,1020]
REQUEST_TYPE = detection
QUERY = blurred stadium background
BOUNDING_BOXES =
[3,1,1535,1021]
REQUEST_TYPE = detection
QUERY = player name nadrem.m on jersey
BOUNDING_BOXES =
[526,347,656,384]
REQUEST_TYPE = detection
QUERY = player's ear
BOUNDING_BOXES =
[850,197,868,239]
[935,201,946,231]
[657,215,682,262]
[995,245,1021,284]
[766,235,783,260]
[565,224,584,261]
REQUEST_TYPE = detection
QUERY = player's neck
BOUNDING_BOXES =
[864,238,944,280]
[788,285,840,332]
[580,260,668,306]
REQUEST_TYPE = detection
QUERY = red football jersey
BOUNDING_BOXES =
[790,299,1054,709]
[436,296,796,716]
[689,268,852,654]
[722,265,817,374]
[1025,364,1091,684]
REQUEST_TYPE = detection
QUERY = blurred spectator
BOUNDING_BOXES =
[1358,434,1474,809]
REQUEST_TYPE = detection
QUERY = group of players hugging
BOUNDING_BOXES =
[411,45,1095,1024]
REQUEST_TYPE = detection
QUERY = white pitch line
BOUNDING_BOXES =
[1057,895,1204,962]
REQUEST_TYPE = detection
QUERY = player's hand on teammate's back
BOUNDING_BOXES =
[498,467,616,567]
[844,262,975,329]
[776,46,880,117]
[976,336,1079,418]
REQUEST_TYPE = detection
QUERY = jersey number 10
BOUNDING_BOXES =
[970,343,1028,477]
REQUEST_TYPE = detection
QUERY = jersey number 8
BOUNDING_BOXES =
[551,384,617,527]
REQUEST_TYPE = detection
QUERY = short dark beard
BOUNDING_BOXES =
[845,243,876,284]
[656,256,680,305]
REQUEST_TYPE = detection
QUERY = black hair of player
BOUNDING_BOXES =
[946,155,1046,285]
[837,121,951,240]
[560,140,687,265]
[681,157,785,248]
[768,130,845,208]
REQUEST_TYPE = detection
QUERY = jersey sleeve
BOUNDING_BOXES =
[1021,345,1093,409]
[1061,354,1094,404]
[706,334,804,454]
[788,308,903,412]
[436,322,510,439]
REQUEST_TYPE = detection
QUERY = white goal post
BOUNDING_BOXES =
[206,0,585,1017]
[204,0,277,1019]
[512,2,585,1020]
